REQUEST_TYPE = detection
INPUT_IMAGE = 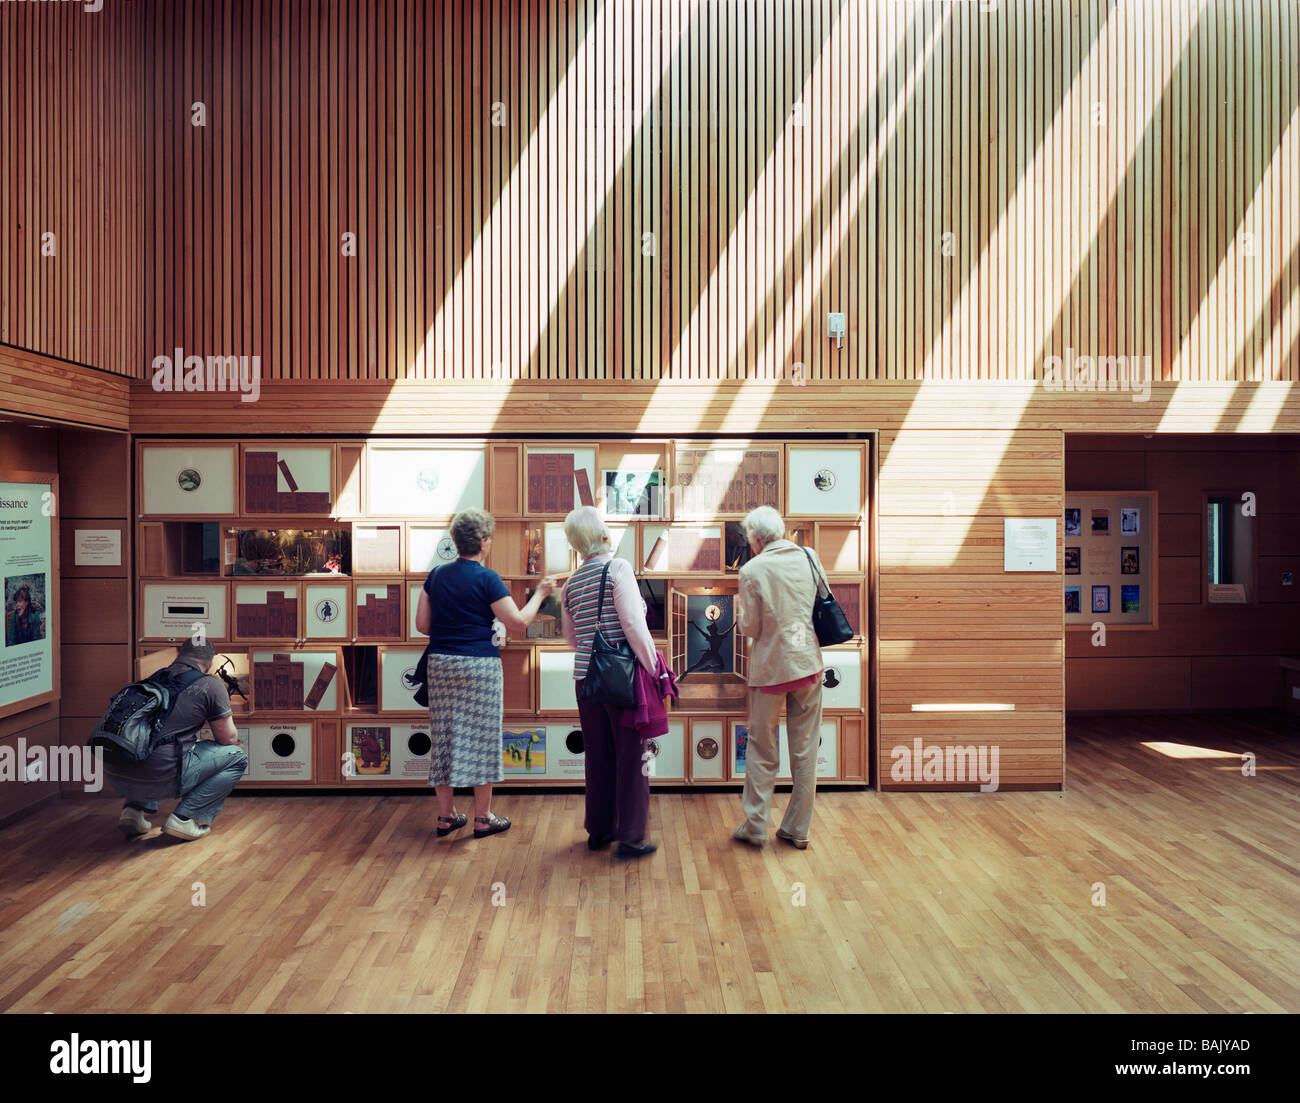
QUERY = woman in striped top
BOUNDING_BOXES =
[560,506,659,859]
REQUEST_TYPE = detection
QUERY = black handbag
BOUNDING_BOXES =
[802,547,853,646]
[576,561,638,709]
[411,564,444,707]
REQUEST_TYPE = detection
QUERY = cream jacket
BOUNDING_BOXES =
[736,539,825,687]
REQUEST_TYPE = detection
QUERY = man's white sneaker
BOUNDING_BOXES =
[117,807,152,837]
[163,813,211,841]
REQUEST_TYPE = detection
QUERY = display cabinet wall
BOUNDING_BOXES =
[134,436,873,790]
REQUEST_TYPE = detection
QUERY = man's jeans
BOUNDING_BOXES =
[119,743,248,824]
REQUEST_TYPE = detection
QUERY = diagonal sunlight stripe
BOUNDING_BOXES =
[1165,109,1300,389]
[666,1,860,382]
[634,0,907,437]
[417,0,698,381]
[932,0,1207,381]
[875,1,1206,570]
[750,2,947,380]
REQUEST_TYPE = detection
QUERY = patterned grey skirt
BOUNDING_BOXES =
[426,652,503,787]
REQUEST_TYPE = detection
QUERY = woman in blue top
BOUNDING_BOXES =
[415,509,555,840]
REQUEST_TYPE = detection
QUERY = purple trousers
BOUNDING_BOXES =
[577,695,650,844]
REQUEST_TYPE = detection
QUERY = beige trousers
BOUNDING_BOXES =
[739,680,823,840]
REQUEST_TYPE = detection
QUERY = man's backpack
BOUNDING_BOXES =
[88,665,209,764]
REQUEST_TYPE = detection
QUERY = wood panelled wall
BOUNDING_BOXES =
[137,0,1300,383]
[878,429,1064,788]
[1066,435,1300,711]
[0,0,143,378]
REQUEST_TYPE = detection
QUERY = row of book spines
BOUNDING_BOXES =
[677,467,780,514]
[357,585,403,638]
[251,658,337,710]
[235,595,299,637]
[526,454,593,514]
[245,451,330,513]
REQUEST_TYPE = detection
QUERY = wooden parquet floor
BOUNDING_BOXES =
[1,711,1297,1013]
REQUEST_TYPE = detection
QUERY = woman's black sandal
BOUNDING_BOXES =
[473,812,511,839]
[436,812,467,837]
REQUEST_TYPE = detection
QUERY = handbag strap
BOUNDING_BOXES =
[800,546,830,599]
[593,558,614,623]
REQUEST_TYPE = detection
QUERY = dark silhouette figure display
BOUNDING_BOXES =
[680,610,736,681]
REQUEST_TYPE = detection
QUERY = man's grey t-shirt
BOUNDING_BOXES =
[104,661,233,795]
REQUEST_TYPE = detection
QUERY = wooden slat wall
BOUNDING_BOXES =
[129,0,1299,383]
[878,429,1065,788]
[1066,435,1300,711]
[0,346,131,431]
[0,0,142,377]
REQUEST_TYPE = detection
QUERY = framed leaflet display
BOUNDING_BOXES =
[141,582,230,641]
[1064,491,1157,628]
[141,444,238,516]
[786,443,865,518]
[365,443,486,518]
[0,471,59,719]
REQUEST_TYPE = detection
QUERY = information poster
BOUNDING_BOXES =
[0,480,55,717]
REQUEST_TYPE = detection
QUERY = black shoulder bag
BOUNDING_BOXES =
[576,561,638,709]
[410,565,443,707]
[802,547,853,646]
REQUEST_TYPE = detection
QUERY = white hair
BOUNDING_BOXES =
[563,506,612,558]
[742,506,785,545]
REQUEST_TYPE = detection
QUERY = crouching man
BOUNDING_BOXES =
[107,640,248,841]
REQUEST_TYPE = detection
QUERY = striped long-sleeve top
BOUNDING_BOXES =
[560,553,658,679]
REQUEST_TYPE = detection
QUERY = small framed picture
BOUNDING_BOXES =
[1121,546,1139,574]
[1064,547,1081,575]
[1091,509,1110,535]
[1120,508,1140,535]
[1064,508,1081,536]
[1121,584,1140,613]
[1064,586,1081,614]
[1091,585,1110,614]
